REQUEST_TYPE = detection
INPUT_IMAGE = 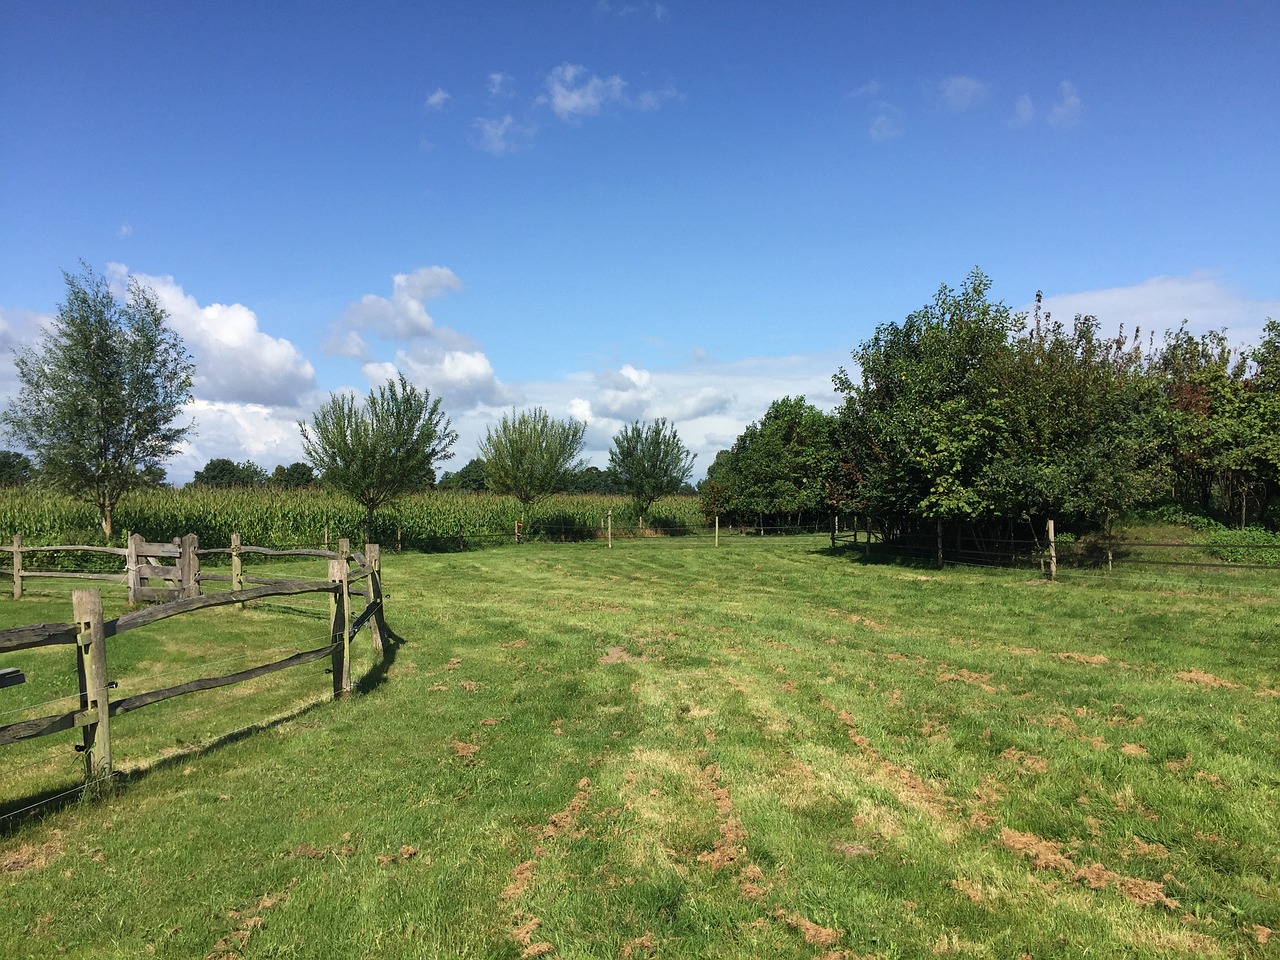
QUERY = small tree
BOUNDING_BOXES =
[437,457,488,492]
[479,407,586,518]
[2,264,194,538]
[608,418,695,521]
[0,451,34,486]
[299,374,457,542]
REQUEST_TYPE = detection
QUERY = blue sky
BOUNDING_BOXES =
[2,1,1278,483]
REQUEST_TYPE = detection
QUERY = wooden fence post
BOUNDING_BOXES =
[363,542,385,656]
[11,534,21,600]
[230,531,244,607]
[328,551,350,697]
[126,533,141,605]
[73,589,112,786]
[1047,519,1057,581]
[607,511,612,549]
[180,533,200,599]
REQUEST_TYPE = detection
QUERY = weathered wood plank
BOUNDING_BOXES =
[136,563,180,581]
[134,587,180,602]
[0,667,26,688]
[196,546,336,559]
[0,623,78,653]
[3,571,127,582]
[137,542,181,557]
[110,579,336,634]
[107,643,340,716]
[0,544,130,556]
[0,708,84,747]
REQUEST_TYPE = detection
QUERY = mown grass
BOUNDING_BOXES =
[0,536,1277,958]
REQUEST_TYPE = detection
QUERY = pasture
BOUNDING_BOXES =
[1,535,1276,958]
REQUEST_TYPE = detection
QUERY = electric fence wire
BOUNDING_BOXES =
[0,689,86,723]
[0,773,116,827]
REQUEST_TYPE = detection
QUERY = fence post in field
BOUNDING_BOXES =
[126,533,141,605]
[231,531,244,607]
[607,510,612,549]
[1047,519,1057,581]
[73,588,112,786]
[831,515,837,549]
[180,533,200,599]
[715,515,719,548]
[11,534,21,600]
[328,551,350,697]
[364,542,386,655]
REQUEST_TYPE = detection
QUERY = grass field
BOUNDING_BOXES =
[0,536,1277,958]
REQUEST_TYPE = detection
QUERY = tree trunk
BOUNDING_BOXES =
[100,500,113,540]
[365,505,376,546]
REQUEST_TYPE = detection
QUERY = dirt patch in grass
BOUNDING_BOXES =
[208,877,299,959]
[999,748,1048,775]
[0,831,63,874]
[935,667,996,694]
[1120,743,1149,758]
[1054,652,1109,665]
[598,646,642,665]
[1174,668,1243,690]
[999,828,1075,872]
[999,829,1179,910]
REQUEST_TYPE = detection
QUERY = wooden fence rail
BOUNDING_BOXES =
[0,537,387,790]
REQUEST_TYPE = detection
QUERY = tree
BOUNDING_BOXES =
[0,451,34,486]
[437,457,488,492]
[299,374,457,541]
[270,461,317,489]
[478,407,586,516]
[608,418,696,519]
[2,264,194,538]
[192,457,269,488]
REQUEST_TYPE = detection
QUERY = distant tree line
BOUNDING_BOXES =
[700,269,1280,537]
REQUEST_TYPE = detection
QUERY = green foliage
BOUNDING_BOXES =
[562,465,624,495]
[269,461,316,489]
[607,418,696,517]
[437,457,488,492]
[191,457,269,488]
[703,397,836,527]
[2,263,194,538]
[299,374,457,541]
[0,451,34,487]
[478,407,586,514]
[1200,525,1280,565]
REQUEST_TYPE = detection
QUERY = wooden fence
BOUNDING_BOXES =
[0,536,387,789]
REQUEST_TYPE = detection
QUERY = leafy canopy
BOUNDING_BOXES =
[299,374,456,541]
[608,418,695,517]
[2,263,194,538]
[479,407,586,513]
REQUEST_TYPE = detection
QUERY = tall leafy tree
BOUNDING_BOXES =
[299,374,457,541]
[0,451,34,486]
[2,264,194,538]
[479,407,586,517]
[608,418,696,519]
[270,461,317,488]
[192,457,269,488]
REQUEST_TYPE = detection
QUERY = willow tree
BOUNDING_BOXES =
[2,264,194,538]
[300,374,456,542]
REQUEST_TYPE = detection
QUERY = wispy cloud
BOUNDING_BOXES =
[594,0,667,20]
[424,87,450,110]
[1025,273,1278,354]
[868,103,905,142]
[470,114,536,155]
[1048,80,1082,128]
[939,75,988,111]
[540,62,675,122]
[117,223,133,239]
[1011,93,1034,125]
[487,72,513,97]
[849,80,881,99]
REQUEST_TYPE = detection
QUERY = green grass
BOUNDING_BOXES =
[0,537,1277,958]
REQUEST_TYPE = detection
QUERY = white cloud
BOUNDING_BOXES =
[387,347,515,411]
[112,264,316,407]
[117,223,133,239]
[335,266,465,344]
[1048,80,1082,128]
[595,1,667,20]
[1026,273,1279,354]
[940,75,988,111]
[1012,94,1034,125]
[849,80,881,99]
[869,104,904,142]
[544,63,627,121]
[424,88,450,110]
[471,114,535,155]
[487,72,513,97]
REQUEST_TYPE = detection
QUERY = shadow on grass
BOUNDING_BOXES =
[0,617,407,836]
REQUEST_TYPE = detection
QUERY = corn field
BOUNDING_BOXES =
[0,488,708,557]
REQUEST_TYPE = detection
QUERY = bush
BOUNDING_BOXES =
[1201,527,1280,566]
